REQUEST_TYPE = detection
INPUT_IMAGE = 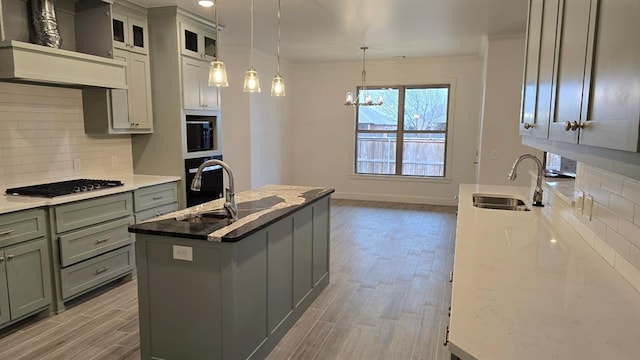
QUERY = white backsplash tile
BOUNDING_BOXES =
[595,235,616,267]
[605,226,631,259]
[623,180,640,204]
[596,204,619,230]
[602,173,624,195]
[609,193,635,222]
[619,219,640,249]
[0,83,133,189]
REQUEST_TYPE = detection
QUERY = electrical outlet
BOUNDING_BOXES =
[111,155,118,167]
[574,190,584,214]
[584,194,594,220]
[173,245,193,261]
[73,158,81,171]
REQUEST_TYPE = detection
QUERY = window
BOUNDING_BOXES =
[355,85,450,177]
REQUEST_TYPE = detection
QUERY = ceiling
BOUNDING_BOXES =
[134,0,529,63]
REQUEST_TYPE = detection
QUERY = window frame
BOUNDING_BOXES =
[353,84,452,178]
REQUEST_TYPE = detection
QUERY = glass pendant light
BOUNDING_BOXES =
[271,0,285,96]
[208,0,228,87]
[243,0,260,92]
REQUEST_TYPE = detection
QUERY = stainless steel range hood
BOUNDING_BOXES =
[0,40,126,89]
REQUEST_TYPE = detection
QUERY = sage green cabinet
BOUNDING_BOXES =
[182,56,220,111]
[522,0,640,152]
[0,238,52,327]
[0,208,51,328]
[51,193,135,311]
[133,182,180,223]
[135,196,332,360]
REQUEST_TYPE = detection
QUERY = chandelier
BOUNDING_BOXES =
[345,47,383,106]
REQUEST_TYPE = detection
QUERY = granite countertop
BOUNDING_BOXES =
[0,174,181,215]
[128,184,335,242]
[450,184,640,360]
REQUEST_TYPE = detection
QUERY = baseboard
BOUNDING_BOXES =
[333,191,458,206]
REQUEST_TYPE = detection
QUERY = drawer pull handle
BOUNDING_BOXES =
[96,238,110,244]
[95,266,110,274]
[7,255,14,260]
[443,325,450,346]
[152,196,163,200]
[0,229,15,236]
[449,271,454,283]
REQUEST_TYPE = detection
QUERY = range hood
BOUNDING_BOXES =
[0,40,126,89]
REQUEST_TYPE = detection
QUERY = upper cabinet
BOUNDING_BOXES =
[180,22,217,61]
[112,12,149,55]
[83,1,154,134]
[521,0,640,152]
[182,57,219,111]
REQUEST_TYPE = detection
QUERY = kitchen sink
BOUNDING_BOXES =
[177,210,230,224]
[472,194,530,211]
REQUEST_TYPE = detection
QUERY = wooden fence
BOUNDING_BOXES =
[356,137,445,176]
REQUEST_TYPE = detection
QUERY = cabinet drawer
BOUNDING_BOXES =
[0,209,47,248]
[59,216,134,267]
[134,182,179,212]
[60,245,134,300]
[135,203,178,223]
[54,192,133,233]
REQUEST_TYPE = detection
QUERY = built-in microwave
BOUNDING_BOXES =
[185,114,216,153]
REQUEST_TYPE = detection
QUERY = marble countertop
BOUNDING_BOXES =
[0,174,181,215]
[128,184,334,242]
[450,184,640,360]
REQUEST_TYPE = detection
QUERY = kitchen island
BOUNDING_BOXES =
[128,185,334,360]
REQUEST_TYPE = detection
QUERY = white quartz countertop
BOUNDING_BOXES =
[450,184,640,360]
[0,174,180,215]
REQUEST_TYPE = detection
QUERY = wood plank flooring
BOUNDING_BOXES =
[0,199,457,360]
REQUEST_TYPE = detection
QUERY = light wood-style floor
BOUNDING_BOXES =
[0,199,457,360]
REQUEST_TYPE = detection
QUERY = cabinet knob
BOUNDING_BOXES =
[564,121,584,131]
[443,325,450,346]
[523,122,534,130]
[0,257,4,262]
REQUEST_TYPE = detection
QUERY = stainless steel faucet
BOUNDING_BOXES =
[508,154,544,207]
[190,159,239,222]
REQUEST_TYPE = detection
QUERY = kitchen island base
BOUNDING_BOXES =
[134,195,330,360]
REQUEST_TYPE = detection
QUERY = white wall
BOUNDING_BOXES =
[290,56,483,205]
[477,35,543,185]
[220,45,293,191]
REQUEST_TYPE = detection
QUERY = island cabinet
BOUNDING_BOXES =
[521,0,640,152]
[134,195,331,360]
[50,192,135,312]
[0,209,52,330]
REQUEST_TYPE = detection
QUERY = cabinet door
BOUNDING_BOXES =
[5,239,51,320]
[312,198,330,286]
[180,22,216,61]
[200,65,219,110]
[267,217,293,333]
[293,206,313,306]
[182,57,203,110]
[579,0,640,152]
[520,0,544,136]
[112,13,130,52]
[531,0,559,139]
[111,49,132,130]
[549,0,592,143]
[129,52,153,130]
[128,17,149,55]
[0,251,9,326]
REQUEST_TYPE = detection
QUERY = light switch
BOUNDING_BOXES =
[584,195,594,221]
[173,245,193,261]
[574,190,584,214]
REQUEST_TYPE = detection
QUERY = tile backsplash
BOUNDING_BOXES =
[0,82,133,189]
[565,162,640,292]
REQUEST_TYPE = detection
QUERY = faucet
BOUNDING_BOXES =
[190,159,239,222]
[507,154,544,207]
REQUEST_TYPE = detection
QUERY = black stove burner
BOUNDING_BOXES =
[5,179,124,198]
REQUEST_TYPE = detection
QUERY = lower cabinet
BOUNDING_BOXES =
[133,182,179,223]
[0,208,51,329]
[51,193,135,311]
[0,238,52,327]
[135,196,331,360]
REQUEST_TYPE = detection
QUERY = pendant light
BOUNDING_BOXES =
[243,0,260,92]
[208,0,228,87]
[345,47,383,106]
[270,0,285,96]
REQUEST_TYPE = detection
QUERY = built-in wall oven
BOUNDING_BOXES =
[185,155,224,207]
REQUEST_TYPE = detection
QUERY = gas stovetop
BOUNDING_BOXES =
[5,179,124,198]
